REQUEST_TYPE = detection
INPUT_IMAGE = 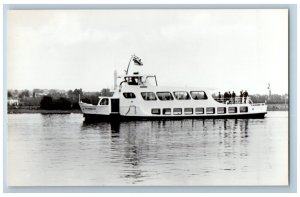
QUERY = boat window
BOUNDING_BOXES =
[217,107,226,114]
[151,108,160,115]
[141,76,147,84]
[146,76,158,86]
[163,108,171,115]
[141,92,157,100]
[190,91,208,100]
[228,107,237,113]
[184,108,193,115]
[206,107,215,114]
[240,106,248,113]
[123,92,136,99]
[173,108,182,115]
[126,77,140,85]
[100,98,109,105]
[156,92,174,101]
[195,107,204,114]
[173,91,191,100]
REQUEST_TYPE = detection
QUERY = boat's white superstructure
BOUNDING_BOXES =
[79,56,267,121]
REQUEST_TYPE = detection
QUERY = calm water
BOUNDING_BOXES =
[7,112,288,186]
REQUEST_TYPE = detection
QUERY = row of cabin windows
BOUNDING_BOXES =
[151,106,248,115]
[123,91,208,101]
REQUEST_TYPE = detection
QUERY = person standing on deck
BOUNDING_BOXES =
[224,92,228,103]
[243,90,249,103]
[228,91,232,103]
[218,92,222,103]
[240,90,243,104]
[232,91,236,103]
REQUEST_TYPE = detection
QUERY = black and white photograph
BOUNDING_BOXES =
[6,8,289,187]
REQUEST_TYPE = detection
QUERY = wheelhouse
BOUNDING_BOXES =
[119,73,158,87]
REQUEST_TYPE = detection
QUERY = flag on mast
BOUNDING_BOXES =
[132,55,143,66]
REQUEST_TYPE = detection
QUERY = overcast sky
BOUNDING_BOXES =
[8,9,288,94]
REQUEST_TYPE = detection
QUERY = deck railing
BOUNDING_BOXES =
[215,97,266,106]
[251,103,266,106]
[215,96,248,104]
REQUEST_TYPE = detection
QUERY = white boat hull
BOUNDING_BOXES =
[80,100,267,122]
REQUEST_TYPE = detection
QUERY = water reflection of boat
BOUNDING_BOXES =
[79,55,267,122]
[79,118,264,184]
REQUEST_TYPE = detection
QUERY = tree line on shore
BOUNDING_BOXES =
[7,88,113,110]
[8,88,288,110]
[249,94,288,104]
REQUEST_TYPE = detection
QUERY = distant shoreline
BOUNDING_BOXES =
[7,104,288,114]
[8,108,81,114]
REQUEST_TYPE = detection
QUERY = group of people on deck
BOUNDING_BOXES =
[218,90,249,104]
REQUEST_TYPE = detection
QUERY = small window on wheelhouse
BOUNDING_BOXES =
[151,108,160,115]
[156,92,174,101]
[141,92,157,100]
[195,107,204,114]
[173,91,191,100]
[240,106,248,113]
[163,108,171,115]
[126,77,140,85]
[123,92,136,99]
[184,108,193,115]
[217,107,226,114]
[206,107,215,114]
[190,91,208,100]
[100,98,109,105]
[228,107,237,113]
[173,108,182,115]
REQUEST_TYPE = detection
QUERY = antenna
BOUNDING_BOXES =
[125,55,134,75]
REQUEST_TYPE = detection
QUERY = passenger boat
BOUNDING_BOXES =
[79,55,267,121]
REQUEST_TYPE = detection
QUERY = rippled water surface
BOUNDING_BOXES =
[7,112,288,186]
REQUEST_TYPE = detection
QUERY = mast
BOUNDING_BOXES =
[125,55,134,75]
[125,54,143,75]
